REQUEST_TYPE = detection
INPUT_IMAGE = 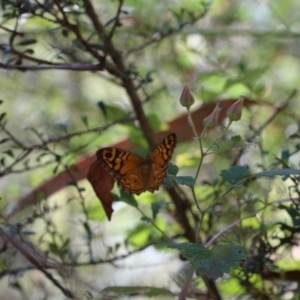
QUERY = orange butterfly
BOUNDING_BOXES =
[97,133,177,195]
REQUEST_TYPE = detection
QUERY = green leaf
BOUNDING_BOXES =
[145,70,155,83]
[168,243,245,280]
[23,49,34,55]
[52,164,60,174]
[102,286,173,297]
[163,174,174,188]
[0,112,6,123]
[163,164,179,188]
[97,102,127,121]
[167,163,179,175]
[0,157,5,167]
[231,135,241,142]
[56,122,68,133]
[147,113,163,131]
[0,138,10,144]
[62,28,69,37]
[196,244,245,280]
[17,39,37,46]
[3,149,14,158]
[174,176,194,187]
[168,242,207,256]
[80,114,89,127]
[252,168,300,178]
[151,201,166,219]
[210,139,247,153]
[281,148,290,161]
[220,166,249,187]
[119,191,138,207]
[97,100,107,117]
[89,43,104,50]
[278,203,300,227]
[48,242,60,256]
[83,221,92,238]
[72,39,85,50]
[140,216,152,223]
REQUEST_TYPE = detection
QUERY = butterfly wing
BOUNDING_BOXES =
[96,133,177,195]
[97,147,149,194]
[147,133,177,192]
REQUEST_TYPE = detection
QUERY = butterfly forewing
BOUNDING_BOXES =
[97,148,144,179]
[96,133,177,195]
[150,133,177,167]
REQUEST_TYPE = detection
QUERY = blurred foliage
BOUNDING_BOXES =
[0,0,300,299]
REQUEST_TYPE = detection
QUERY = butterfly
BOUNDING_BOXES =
[96,133,177,195]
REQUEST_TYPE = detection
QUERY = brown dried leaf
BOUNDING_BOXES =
[87,161,115,220]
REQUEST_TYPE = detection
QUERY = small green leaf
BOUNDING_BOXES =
[151,201,166,219]
[89,43,105,50]
[52,164,60,174]
[231,135,241,142]
[140,216,151,223]
[21,230,35,235]
[17,39,37,46]
[168,243,245,280]
[220,166,249,187]
[102,286,173,297]
[56,122,68,133]
[175,176,194,187]
[48,243,60,255]
[3,149,14,158]
[0,112,6,123]
[97,101,107,117]
[278,203,300,227]
[119,191,138,207]
[83,221,92,238]
[62,28,69,37]
[72,39,85,49]
[0,138,10,144]
[196,244,245,280]
[80,114,89,127]
[281,148,290,161]
[0,157,5,167]
[23,49,34,55]
[145,70,155,83]
[168,243,209,260]
[167,163,179,175]
[253,168,300,178]
[163,174,174,188]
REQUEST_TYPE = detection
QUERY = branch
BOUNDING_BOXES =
[0,227,74,298]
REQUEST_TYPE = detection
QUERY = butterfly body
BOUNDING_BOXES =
[97,133,177,195]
